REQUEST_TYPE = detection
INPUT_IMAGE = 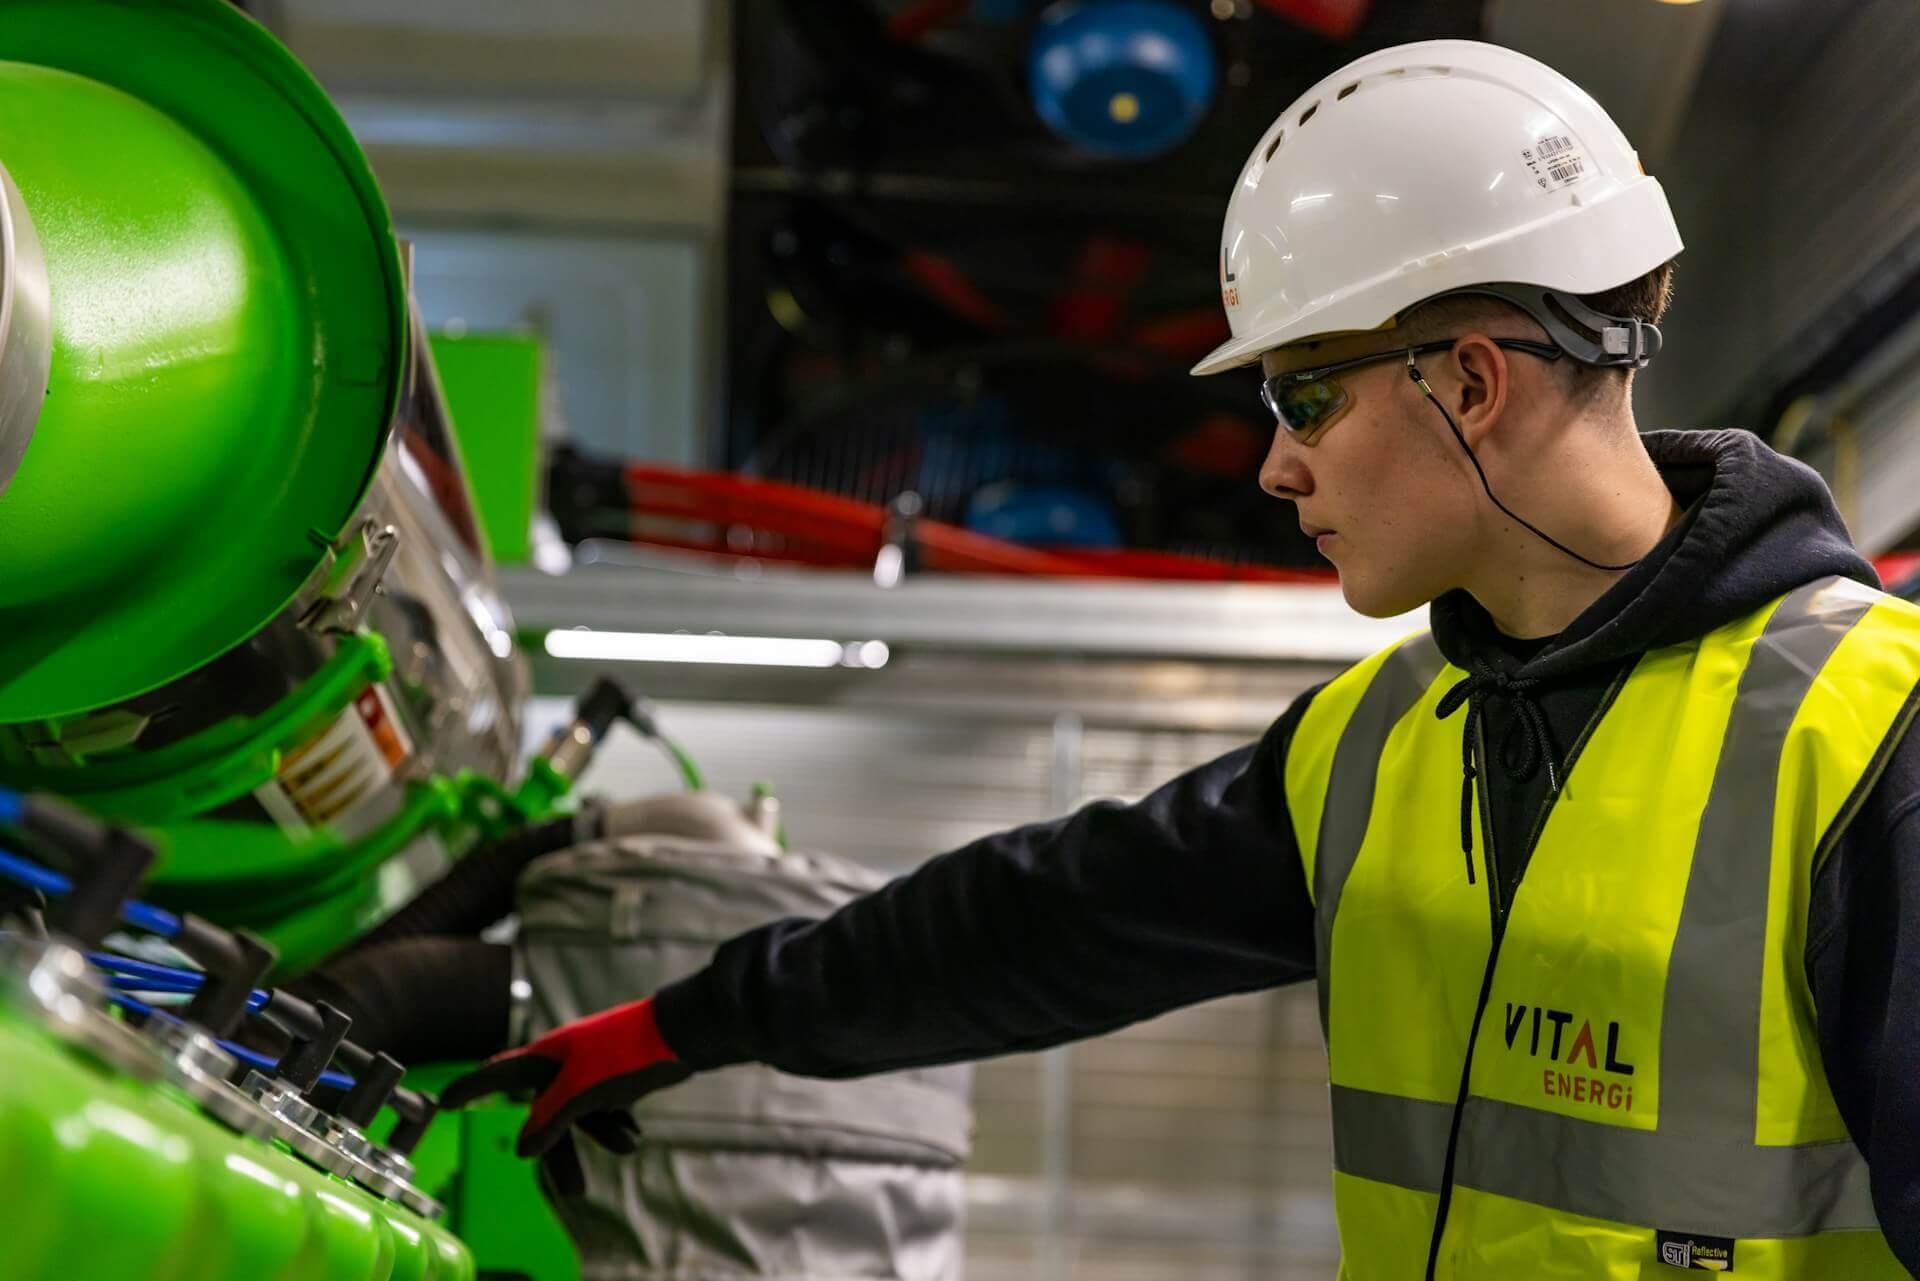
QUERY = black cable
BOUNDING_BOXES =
[335,815,585,956]
[1406,351,1641,574]
[284,939,514,1066]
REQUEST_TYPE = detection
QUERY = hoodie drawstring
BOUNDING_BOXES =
[1435,656,1561,885]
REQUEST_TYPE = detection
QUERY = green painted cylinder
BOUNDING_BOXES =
[0,0,406,722]
[0,1004,474,1281]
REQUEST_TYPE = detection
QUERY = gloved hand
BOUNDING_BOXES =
[438,995,693,1158]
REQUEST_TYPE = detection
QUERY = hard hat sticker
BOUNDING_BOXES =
[1523,135,1588,191]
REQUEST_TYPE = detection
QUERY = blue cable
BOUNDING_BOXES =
[107,974,197,995]
[0,846,63,899]
[106,992,352,1092]
[0,845,181,938]
[89,951,195,985]
[89,951,205,987]
[218,1037,353,1092]
[87,952,272,1011]
[0,805,351,1092]
[122,900,183,939]
[107,976,269,1014]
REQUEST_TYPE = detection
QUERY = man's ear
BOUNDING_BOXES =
[1445,333,1511,448]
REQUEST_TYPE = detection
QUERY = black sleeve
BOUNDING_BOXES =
[1809,716,1920,1276]
[654,686,1326,1078]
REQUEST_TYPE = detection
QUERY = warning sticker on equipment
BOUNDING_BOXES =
[254,685,414,842]
[1522,134,1588,191]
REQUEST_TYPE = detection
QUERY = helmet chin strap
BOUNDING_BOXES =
[1404,349,1643,574]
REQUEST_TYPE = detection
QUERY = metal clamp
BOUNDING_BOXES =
[300,518,401,634]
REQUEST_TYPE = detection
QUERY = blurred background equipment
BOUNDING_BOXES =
[718,0,1475,576]
[1027,2,1220,158]
[253,0,1920,572]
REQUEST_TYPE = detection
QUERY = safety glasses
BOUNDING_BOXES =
[1259,337,1562,434]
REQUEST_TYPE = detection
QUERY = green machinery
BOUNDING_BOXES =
[0,0,573,974]
[1,932,472,1281]
[0,3,598,1277]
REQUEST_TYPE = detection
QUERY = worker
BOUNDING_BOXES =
[445,39,1920,1279]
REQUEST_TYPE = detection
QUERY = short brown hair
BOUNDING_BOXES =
[1399,260,1677,409]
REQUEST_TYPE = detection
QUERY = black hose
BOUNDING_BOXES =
[257,815,597,1065]
[338,814,588,955]
[287,938,514,1065]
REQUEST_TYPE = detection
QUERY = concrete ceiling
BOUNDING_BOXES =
[250,0,728,231]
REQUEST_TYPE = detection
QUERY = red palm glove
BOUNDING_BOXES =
[438,996,692,1157]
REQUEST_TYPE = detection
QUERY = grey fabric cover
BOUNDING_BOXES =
[515,835,972,1281]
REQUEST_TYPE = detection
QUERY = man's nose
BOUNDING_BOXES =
[1259,428,1312,500]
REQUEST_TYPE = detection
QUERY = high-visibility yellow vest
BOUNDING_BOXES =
[1285,576,1920,1279]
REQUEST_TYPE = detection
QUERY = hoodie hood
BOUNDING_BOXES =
[1430,428,1879,678]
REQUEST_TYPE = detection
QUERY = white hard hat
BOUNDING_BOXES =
[1192,39,1683,377]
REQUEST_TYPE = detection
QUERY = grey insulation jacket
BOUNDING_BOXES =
[515,834,973,1281]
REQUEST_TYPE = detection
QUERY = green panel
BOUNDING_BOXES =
[453,1108,583,1281]
[384,1062,582,1281]
[0,0,406,721]
[0,1004,474,1281]
[430,333,545,566]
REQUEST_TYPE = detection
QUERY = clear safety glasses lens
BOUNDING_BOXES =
[1260,374,1352,434]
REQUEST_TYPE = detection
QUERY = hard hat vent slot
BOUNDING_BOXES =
[1338,82,1360,100]
[1299,102,1320,126]
[1263,129,1286,162]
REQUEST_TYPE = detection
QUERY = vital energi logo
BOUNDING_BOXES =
[1503,1002,1636,1112]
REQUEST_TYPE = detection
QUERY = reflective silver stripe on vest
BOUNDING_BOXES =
[1331,1085,1452,1195]
[1314,634,1446,1038]
[1454,1095,1881,1235]
[1660,577,1875,1142]
[1326,579,1890,1237]
[1337,1089,1879,1234]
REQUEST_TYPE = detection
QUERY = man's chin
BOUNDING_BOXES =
[1337,570,1428,620]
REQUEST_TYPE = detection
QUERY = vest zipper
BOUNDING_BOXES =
[1421,664,1635,1281]
[1475,719,1504,926]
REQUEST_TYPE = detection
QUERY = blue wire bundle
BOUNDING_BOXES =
[0,787,354,1089]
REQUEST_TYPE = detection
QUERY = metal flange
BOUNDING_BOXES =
[143,1017,275,1141]
[1,934,161,1081]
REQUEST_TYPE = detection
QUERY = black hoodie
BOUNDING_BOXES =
[656,429,1920,1274]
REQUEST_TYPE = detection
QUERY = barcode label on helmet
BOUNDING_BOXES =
[1523,135,1588,190]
